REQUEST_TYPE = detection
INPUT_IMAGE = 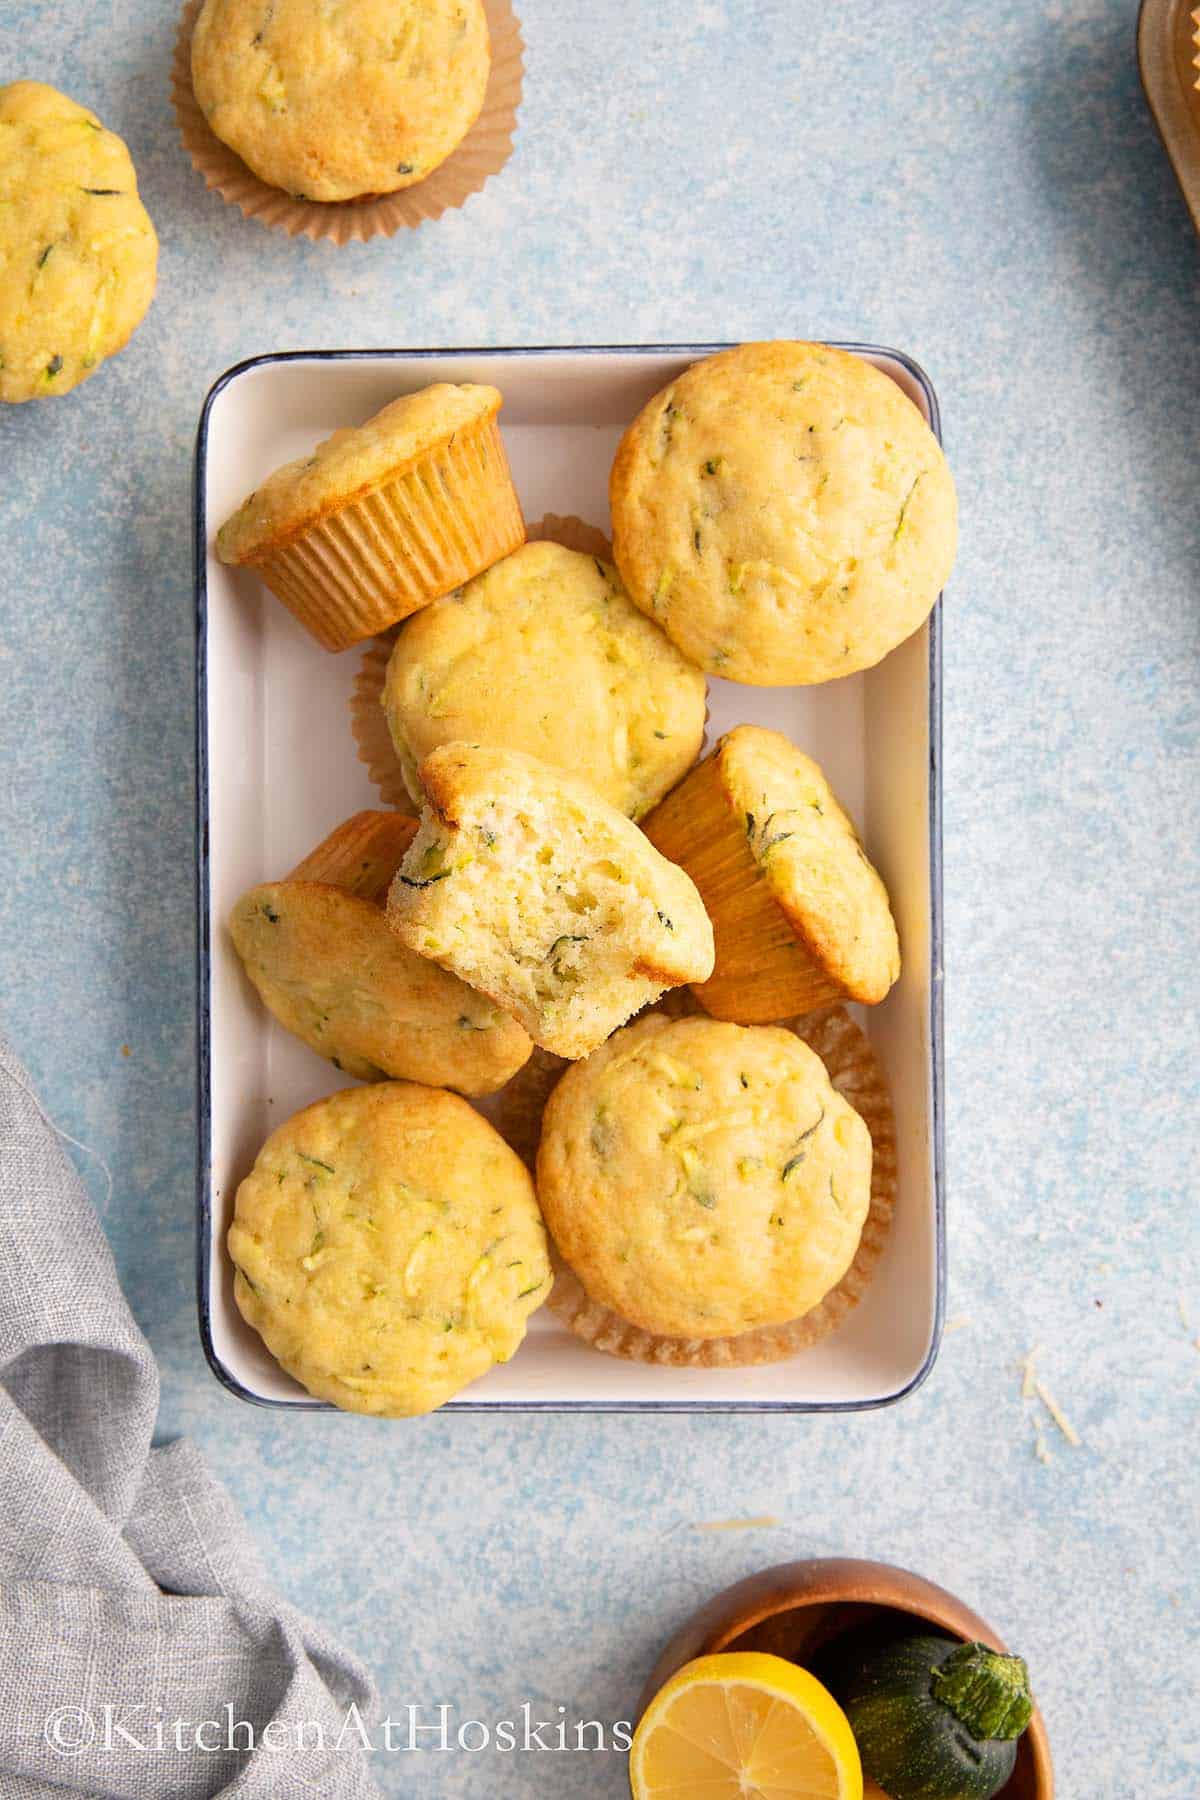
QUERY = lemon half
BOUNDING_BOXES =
[630,1651,863,1800]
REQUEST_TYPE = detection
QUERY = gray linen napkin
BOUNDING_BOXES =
[0,1037,383,1799]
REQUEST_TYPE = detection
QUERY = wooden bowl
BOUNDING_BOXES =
[638,1557,1054,1799]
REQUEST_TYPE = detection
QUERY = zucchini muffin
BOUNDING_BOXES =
[536,1012,872,1340]
[0,81,158,404]
[610,341,957,685]
[642,725,899,1022]
[385,743,715,1059]
[548,1004,897,1367]
[230,810,531,1094]
[216,382,524,651]
[381,539,707,816]
[191,0,490,202]
[229,1082,550,1415]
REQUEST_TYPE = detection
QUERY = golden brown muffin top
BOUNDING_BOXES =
[229,1082,550,1415]
[610,341,957,685]
[536,1012,872,1338]
[382,539,708,817]
[230,878,532,1092]
[191,0,490,202]
[715,726,900,1003]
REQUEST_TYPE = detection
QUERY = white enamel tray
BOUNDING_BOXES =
[195,345,945,1413]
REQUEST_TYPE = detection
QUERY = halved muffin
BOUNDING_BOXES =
[385,744,714,1058]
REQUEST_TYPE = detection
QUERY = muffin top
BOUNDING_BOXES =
[216,382,500,564]
[536,1013,872,1339]
[609,341,957,685]
[230,878,532,1093]
[229,1082,551,1416]
[382,539,708,817]
[191,0,490,202]
[712,725,899,1004]
[0,81,158,404]
[386,742,714,1059]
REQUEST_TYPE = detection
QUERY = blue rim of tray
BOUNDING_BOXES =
[194,343,946,1413]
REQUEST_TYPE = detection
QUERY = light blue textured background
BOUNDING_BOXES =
[1,1,1198,1794]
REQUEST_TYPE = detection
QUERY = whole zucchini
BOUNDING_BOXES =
[832,1635,1033,1800]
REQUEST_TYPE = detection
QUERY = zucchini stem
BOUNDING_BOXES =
[930,1642,1033,1742]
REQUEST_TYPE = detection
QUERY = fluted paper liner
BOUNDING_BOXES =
[545,1005,897,1367]
[350,515,617,806]
[526,513,614,561]
[352,638,413,806]
[172,0,523,243]
[287,810,418,904]
[490,1045,570,1169]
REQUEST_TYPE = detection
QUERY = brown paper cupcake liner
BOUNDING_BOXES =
[172,0,524,243]
[349,514,616,806]
[351,637,415,807]
[287,810,418,904]
[490,1045,570,1169]
[644,985,703,1022]
[641,749,845,1023]
[248,414,526,652]
[525,513,614,561]
[546,1005,897,1367]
